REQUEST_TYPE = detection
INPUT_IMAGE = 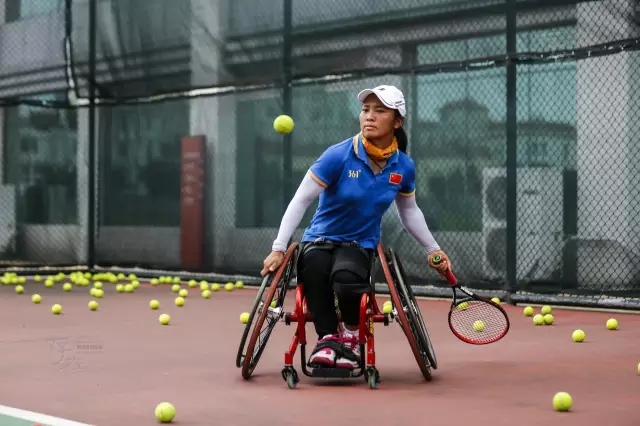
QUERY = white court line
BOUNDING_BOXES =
[0,405,92,426]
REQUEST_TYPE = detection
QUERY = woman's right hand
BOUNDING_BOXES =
[261,251,285,277]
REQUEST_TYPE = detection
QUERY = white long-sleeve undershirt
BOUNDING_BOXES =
[271,172,440,254]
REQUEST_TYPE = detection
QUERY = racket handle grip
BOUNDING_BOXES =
[444,270,457,286]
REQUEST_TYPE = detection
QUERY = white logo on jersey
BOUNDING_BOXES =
[348,170,361,178]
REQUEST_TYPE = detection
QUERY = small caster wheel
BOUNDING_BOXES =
[365,367,380,389]
[281,367,299,389]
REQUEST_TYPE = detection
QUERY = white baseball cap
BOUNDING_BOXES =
[357,85,406,117]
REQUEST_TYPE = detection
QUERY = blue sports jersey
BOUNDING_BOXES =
[302,134,416,249]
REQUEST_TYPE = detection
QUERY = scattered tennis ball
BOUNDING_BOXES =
[128,274,137,281]
[224,282,234,292]
[174,297,185,307]
[201,290,211,299]
[149,300,160,310]
[473,320,485,332]
[95,289,105,298]
[637,362,640,375]
[63,283,72,292]
[572,329,585,342]
[270,300,277,308]
[382,303,393,314]
[457,301,469,311]
[150,278,159,286]
[273,114,294,134]
[188,280,198,288]
[172,277,181,284]
[533,314,544,325]
[34,275,42,282]
[178,289,188,298]
[124,284,134,293]
[199,280,208,288]
[552,392,572,412]
[131,280,140,289]
[88,300,99,311]
[116,284,124,293]
[154,402,176,423]
[93,282,103,289]
[51,304,63,315]
[235,280,244,289]
[32,294,42,304]
[199,282,209,291]
[90,288,98,297]
[606,318,618,330]
[210,283,220,292]
[540,305,552,315]
[117,273,125,280]
[171,284,181,293]
[491,297,501,304]
[159,314,171,325]
[44,279,54,288]
[523,306,534,316]
[543,313,554,325]
[240,312,250,324]
[15,285,24,294]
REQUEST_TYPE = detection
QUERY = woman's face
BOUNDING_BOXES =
[359,94,402,141]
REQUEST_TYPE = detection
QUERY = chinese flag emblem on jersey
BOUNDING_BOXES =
[389,173,403,184]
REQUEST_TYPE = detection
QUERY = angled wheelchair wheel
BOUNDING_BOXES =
[378,246,434,381]
[237,242,298,380]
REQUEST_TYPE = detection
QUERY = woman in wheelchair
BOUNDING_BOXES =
[261,84,451,370]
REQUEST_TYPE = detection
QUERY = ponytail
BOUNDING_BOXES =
[394,127,408,153]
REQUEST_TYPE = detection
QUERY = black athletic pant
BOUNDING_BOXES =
[297,243,374,340]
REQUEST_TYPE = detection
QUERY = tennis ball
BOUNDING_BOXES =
[34,275,42,282]
[32,294,42,304]
[273,114,294,134]
[523,306,534,316]
[88,300,99,311]
[171,284,181,293]
[172,277,181,284]
[95,289,105,298]
[188,280,198,288]
[637,362,640,375]
[150,278,159,286]
[606,318,618,330]
[540,305,552,315]
[174,297,185,307]
[270,300,277,308]
[224,282,234,292]
[473,320,485,332]
[128,274,137,281]
[116,284,124,293]
[93,282,103,289]
[155,402,176,423]
[198,282,208,292]
[533,314,544,325]
[44,279,54,288]
[124,284,134,293]
[382,303,393,314]
[235,280,244,289]
[90,288,98,297]
[149,300,160,310]
[51,304,62,315]
[572,329,585,342]
[131,280,140,289]
[491,297,501,304]
[210,283,220,292]
[543,313,554,325]
[201,290,211,299]
[552,392,572,412]
[15,285,24,294]
[457,301,469,311]
[178,288,188,298]
[63,283,72,292]
[159,314,171,325]
[117,273,125,280]
[240,312,250,324]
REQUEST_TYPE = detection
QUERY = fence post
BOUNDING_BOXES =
[505,0,517,303]
[87,0,97,268]
[282,0,293,215]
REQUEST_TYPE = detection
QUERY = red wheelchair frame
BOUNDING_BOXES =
[236,242,437,389]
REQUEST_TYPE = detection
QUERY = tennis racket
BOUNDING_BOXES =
[432,255,510,345]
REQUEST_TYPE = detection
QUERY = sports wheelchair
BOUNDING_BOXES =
[235,242,437,389]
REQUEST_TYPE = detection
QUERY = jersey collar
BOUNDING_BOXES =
[352,133,399,166]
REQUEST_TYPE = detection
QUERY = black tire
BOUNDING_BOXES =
[236,243,298,379]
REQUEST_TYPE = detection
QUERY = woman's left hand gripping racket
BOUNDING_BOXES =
[432,255,510,345]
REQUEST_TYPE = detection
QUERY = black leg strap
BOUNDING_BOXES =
[310,339,344,357]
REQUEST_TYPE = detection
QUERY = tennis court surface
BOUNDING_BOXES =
[1,279,639,426]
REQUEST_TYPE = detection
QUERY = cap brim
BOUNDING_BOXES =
[357,89,376,102]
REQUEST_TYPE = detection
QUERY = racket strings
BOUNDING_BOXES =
[449,300,508,344]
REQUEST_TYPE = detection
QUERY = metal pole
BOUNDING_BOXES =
[505,0,517,303]
[87,0,97,268]
[282,0,293,213]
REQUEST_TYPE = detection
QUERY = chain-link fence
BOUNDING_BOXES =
[1,0,640,308]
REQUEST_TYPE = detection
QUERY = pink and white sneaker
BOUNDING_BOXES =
[335,333,361,370]
[307,334,341,367]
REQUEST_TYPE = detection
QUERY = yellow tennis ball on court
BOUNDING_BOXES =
[15,285,24,294]
[171,284,181,293]
[211,283,220,292]
[51,304,63,315]
[540,305,552,315]
[201,289,212,299]
[457,301,469,311]
[93,289,104,299]
[533,314,544,325]
[572,329,585,342]
[63,283,72,292]
[188,280,198,288]
[32,294,42,304]
[93,282,103,289]
[273,114,294,134]
[199,282,209,291]
[131,280,140,289]
[116,284,124,293]
[178,288,188,298]
[224,282,234,292]
[523,306,534,316]
[473,320,485,332]
[149,300,160,310]
[491,297,501,304]
[382,303,393,314]
[155,402,176,423]
[637,362,640,375]
[88,300,99,311]
[124,284,134,293]
[552,392,572,412]
[159,314,171,325]
[44,279,54,288]
[174,297,185,307]
[150,278,159,286]
[235,280,244,289]
[543,313,554,325]
[240,312,250,324]
[606,318,618,330]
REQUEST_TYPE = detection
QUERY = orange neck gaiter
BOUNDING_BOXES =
[361,134,398,161]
